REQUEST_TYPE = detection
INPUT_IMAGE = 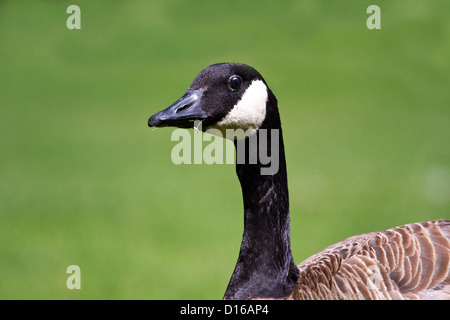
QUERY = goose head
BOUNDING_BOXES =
[148,63,274,138]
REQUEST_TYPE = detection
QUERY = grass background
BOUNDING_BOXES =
[0,0,449,299]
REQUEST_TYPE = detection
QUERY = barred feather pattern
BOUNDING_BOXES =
[288,219,450,300]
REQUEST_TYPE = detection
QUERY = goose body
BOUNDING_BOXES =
[293,219,449,300]
[148,63,450,300]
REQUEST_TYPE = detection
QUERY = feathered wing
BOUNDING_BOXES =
[290,219,450,300]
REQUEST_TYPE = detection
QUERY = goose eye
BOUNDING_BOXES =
[228,75,242,91]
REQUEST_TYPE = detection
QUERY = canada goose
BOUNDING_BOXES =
[148,63,450,300]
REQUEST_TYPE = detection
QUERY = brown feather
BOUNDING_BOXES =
[286,219,450,300]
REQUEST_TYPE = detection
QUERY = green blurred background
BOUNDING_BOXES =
[0,0,449,299]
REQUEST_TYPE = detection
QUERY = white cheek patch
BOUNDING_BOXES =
[215,80,268,139]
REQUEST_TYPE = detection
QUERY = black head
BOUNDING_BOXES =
[148,63,273,136]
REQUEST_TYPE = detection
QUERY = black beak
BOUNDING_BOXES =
[148,89,208,128]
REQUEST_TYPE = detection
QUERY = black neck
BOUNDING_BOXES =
[223,92,299,300]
